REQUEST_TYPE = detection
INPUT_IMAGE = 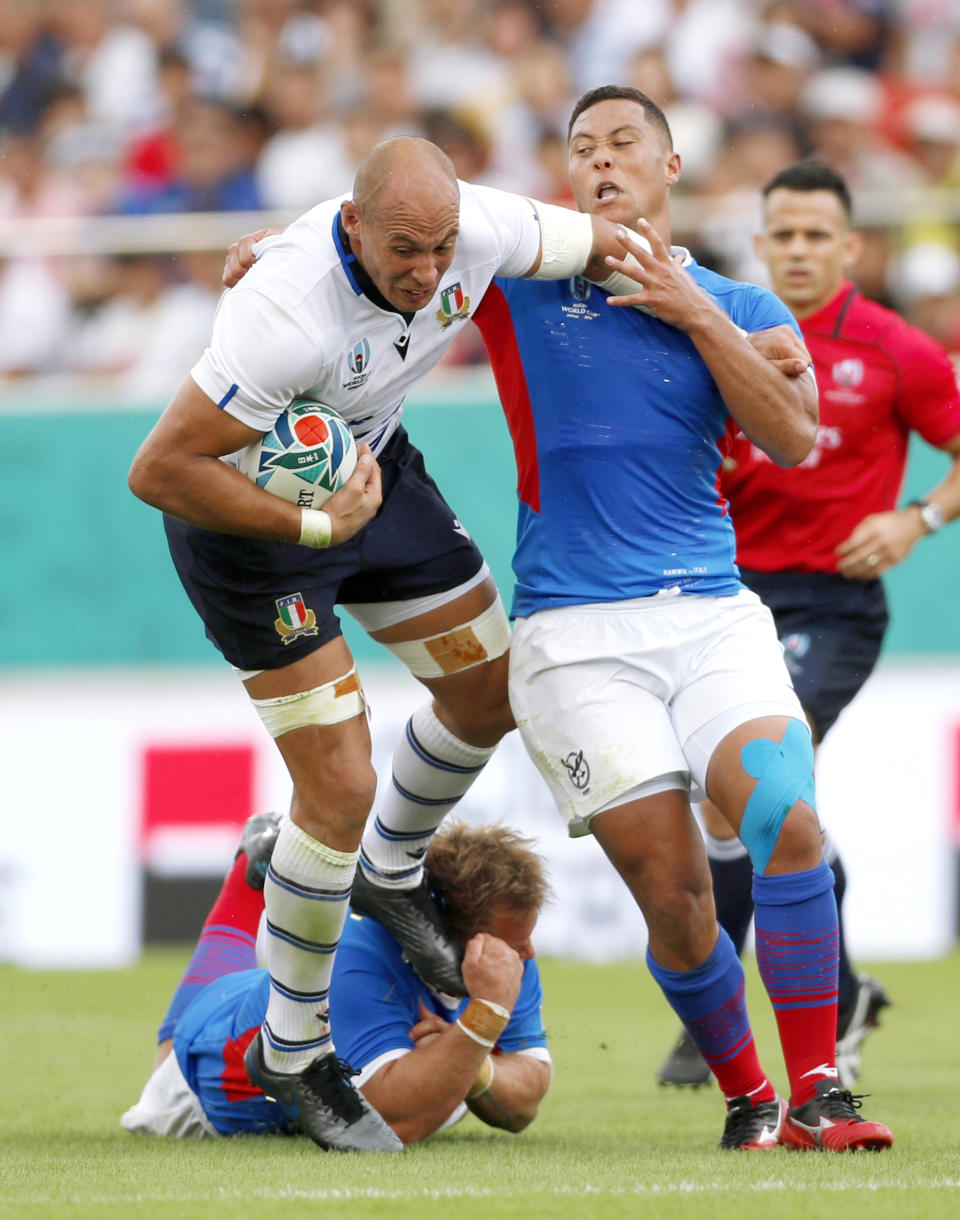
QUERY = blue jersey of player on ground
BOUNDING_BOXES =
[170,914,547,1136]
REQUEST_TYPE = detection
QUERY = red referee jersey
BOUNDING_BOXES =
[721,281,960,573]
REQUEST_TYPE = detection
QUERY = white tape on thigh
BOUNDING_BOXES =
[385,596,511,679]
[529,201,595,280]
[250,667,366,737]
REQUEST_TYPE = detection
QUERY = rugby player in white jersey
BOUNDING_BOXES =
[129,135,659,1152]
[217,94,894,1152]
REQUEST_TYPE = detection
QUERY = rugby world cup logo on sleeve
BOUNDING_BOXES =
[436,281,471,329]
[274,593,318,643]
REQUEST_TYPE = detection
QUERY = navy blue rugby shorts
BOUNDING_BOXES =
[739,567,889,743]
[164,426,486,671]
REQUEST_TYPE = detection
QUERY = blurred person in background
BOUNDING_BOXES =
[725,20,820,146]
[657,159,960,1091]
[626,45,722,195]
[485,38,576,195]
[899,94,960,191]
[406,0,515,118]
[122,816,551,1145]
[793,0,894,72]
[48,0,161,139]
[117,96,265,213]
[0,252,72,376]
[694,116,804,280]
[0,0,63,135]
[67,250,221,396]
[888,241,960,357]
[799,65,921,194]
[256,58,355,208]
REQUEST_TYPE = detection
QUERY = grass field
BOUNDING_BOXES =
[5,948,960,1219]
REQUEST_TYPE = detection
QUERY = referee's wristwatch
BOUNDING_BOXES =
[906,497,945,534]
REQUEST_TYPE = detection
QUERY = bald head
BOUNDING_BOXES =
[352,136,458,221]
[341,136,461,312]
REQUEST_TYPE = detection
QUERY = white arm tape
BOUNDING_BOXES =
[299,508,332,549]
[528,201,595,280]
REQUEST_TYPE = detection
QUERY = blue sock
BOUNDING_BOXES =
[647,929,770,1100]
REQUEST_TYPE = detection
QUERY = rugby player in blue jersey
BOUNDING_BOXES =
[122,814,551,1145]
[466,85,892,1152]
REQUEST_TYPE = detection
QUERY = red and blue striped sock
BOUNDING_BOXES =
[753,861,839,1106]
[647,929,774,1103]
[157,852,264,1042]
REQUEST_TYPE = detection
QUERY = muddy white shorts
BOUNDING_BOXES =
[508,588,804,835]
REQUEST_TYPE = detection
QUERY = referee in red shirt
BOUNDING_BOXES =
[658,160,960,1090]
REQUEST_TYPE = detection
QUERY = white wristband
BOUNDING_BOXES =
[299,508,332,549]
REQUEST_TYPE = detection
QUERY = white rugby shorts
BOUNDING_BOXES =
[120,1052,217,1139]
[508,588,804,835]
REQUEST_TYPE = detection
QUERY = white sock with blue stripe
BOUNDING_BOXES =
[261,819,357,1073]
[359,703,496,889]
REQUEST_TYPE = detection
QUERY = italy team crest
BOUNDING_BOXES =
[436,281,471,329]
[274,593,318,644]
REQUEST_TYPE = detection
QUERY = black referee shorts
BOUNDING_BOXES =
[739,567,889,742]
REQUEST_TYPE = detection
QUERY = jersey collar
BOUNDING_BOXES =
[332,213,415,324]
[801,280,859,333]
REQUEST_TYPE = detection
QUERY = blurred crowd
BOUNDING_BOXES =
[1,0,959,388]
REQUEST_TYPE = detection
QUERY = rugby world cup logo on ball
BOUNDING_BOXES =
[239,400,357,509]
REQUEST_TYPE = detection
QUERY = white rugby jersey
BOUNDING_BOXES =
[191,181,543,455]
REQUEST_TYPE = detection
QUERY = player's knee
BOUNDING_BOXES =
[764,801,822,872]
[429,650,515,746]
[295,758,377,838]
[738,719,816,873]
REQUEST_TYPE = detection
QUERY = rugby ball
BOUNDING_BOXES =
[239,400,357,509]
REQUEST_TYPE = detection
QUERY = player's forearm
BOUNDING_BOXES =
[129,380,305,542]
[361,1028,493,1144]
[466,1053,551,1132]
[687,309,819,467]
[130,444,304,542]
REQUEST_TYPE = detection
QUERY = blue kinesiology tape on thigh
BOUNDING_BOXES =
[738,719,816,873]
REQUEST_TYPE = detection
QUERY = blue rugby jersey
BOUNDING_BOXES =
[172,913,547,1135]
[472,257,800,617]
[330,913,548,1074]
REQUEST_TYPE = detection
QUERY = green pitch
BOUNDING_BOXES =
[4,950,959,1220]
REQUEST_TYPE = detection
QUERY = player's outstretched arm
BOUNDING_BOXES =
[602,222,818,467]
[128,378,381,547]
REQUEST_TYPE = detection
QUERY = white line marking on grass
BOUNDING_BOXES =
[6,1180,960,1205]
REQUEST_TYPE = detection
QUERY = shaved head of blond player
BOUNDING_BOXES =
[341,137,461,313]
